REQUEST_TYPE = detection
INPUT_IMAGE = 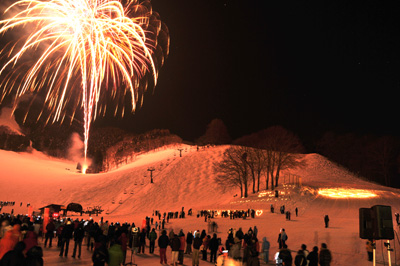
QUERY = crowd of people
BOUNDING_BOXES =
[0,210,336,266]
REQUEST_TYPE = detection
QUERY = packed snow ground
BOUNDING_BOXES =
[1,140,400,265]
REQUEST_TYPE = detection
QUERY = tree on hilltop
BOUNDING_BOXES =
[196,118,231,145]
[234,125,305,190]
[213,145,250,198]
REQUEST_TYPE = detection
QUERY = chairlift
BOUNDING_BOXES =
[119,199,123,204]
[112,199,115,204]
[130,190,134,194]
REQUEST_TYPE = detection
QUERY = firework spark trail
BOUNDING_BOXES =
[0,0,169,168]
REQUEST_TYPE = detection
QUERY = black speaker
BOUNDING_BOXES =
[372,205,394,240]
[359,208,374,239]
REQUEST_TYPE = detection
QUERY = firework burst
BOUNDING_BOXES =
[0,0,169,164]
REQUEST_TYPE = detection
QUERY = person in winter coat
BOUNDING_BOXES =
[59,220,74,257]
[225,232,234,252]
[23,225,38,253]
[0,220,12,239]
[94,227,106,251]
[185,231,193,254]
[138,228,146,254]
[178,231,185,265]
[307,246,318,266]
[277,228,288,249]
[200,230,206,240]
[262,237,270,263]
[192,232,202,266]
[131,227,140,254]
[56,223,64,248]
[118,228,128,264]
[92,241,109,266]
[294,250,307,266]
[148,228,157,254]
[208,233,219,263]
[324,215,329,228]
[26,245,44,266]
[229,237,241,260]
[0,241,27,266]
[108,240,124,266]
[278,244,292,266]
[0,224,21,260]
[169,229,175,244]
[201,235,210,261]
[72,223,85,258]
[318,243,332,266]
[243,235,260,266]
[44,220,55,248]
[158,230,169,265]
[300,244,309,264]
[171,234,181,266]
[235,228,244,241]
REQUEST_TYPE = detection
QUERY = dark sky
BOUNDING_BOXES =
[101,0,400,143]
[2,1,400,144]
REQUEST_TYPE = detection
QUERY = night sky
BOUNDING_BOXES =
[102,0,400,144]
[2,1,400,144]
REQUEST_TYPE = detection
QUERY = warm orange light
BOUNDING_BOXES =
[256,210,263,216]
[0,0,168,162]
[318,188,377,199]
[82,165,88,174]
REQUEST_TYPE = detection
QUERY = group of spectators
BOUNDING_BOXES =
[0,214,43,266]
[0,210,336,266]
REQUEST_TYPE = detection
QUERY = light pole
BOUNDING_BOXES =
[147,167,155,183]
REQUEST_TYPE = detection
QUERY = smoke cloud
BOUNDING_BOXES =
[68,132,91,168]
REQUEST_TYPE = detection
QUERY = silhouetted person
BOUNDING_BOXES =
[324,215,329,228]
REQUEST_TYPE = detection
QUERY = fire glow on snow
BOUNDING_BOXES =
[318,188,378,199]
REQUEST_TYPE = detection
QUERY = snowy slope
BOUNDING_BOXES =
[1,99,400,266]
[1,146,400,265]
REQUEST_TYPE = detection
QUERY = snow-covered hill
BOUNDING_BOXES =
[1,144,400,265]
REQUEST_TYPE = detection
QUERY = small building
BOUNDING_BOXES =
[38,204,66,217]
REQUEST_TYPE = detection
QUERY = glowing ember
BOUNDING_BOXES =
[318,188,378,199]
[0,0,169,161]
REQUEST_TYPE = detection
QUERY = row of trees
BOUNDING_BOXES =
[89,128,182,172]
[202,118,400,189]
[213,126,305,198]
[316,132,400,187]
[0,126,30,151]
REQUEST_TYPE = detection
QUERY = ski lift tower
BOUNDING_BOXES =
[147,167,155,183]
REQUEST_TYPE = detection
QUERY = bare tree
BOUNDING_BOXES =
[234,125,304,190]
[213,146,249,197]
[367,136,398,186]
[258,126,305,189]
[245,147,268,193]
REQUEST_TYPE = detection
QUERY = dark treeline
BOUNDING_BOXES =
[315,132,400,188]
